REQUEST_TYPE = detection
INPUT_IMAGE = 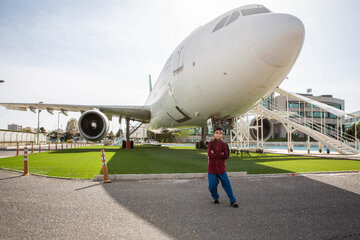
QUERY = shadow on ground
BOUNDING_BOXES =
[102,174,360,240]
[99,147,360,239]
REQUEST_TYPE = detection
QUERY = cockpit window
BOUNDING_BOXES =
[225,11,240,26]
[212,15,230,32]
[241,7,270,16]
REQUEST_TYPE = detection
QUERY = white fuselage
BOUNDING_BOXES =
[145,5,305,130]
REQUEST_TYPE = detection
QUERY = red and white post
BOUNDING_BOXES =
[100,149,111,183]
[23,147,29,176]
[16,143,19,156]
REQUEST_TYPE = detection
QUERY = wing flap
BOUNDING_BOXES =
[0,103,151,123]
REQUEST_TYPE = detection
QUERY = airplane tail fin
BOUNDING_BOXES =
[149,74,152,93]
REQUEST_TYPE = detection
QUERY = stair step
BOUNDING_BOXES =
[258,105,358,155]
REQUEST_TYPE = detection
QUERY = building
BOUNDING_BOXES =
[272,90,345,140]
[7,124,22,131]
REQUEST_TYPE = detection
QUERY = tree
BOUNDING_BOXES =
[66,118,79,135]
[40,127,46,133]
[108,131,115,140]
[346,122,360,140]
[116,128,123,138]
[173,129,190,142]
[22,127,33,133]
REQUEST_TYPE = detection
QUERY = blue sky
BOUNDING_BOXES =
[0,0,359,132]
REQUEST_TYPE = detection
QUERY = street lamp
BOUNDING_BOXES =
[37,101,43,145]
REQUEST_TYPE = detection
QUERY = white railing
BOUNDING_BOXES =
[0,130,47,147]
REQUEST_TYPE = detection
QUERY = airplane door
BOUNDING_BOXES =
[166,82,191,124]
[173,46,184,75]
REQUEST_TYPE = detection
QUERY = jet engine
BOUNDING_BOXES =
[249,117,273,141]
[78,110,109,141]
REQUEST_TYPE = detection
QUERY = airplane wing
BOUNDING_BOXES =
[0,103,151,123]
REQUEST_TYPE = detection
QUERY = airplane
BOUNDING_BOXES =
[0,4,305,148]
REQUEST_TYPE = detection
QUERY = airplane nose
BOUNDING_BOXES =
[251,13,305,68]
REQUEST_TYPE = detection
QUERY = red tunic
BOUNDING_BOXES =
[207,139,228,175]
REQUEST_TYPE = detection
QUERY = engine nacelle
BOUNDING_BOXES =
[249,117,273,141]
[78,110,110,141]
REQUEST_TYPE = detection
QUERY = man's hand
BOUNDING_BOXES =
[211,150,214,154]
[221,152,224,155]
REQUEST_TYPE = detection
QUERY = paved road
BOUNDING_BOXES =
[0,170,359,240]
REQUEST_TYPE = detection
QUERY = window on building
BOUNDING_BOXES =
[330,104,341,110]
[288,102,299,108]
[329,113,337,119]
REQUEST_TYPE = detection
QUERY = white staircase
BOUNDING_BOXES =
[258,105,358,155]
[230,87,359,155]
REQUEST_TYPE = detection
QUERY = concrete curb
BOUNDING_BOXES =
[93,172,247,181]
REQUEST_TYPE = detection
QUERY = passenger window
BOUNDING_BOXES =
[225,11,240,26]
[212,15,230,32]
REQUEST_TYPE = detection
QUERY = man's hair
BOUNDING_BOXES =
[214,126,223,132]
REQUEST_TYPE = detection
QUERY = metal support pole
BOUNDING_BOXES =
[126,117,131,149]
[260,110,264,150]
[200,126,206,148]
[337,117,339,141]
[307,135,310,154]
[355,116,357,150]
[311,104,313,130]
[340,117,343,150]
[57,112,60,143]
[37,110,41,145]
[298,99,300,124]
[23,147,29,176]
[256,109,259,150]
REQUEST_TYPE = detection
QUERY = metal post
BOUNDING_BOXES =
[126,117,130,149]
[37,109,41,145]
[337,117,339,141]
[286,94,290,152]
[311,104,313,130]
[307,135,310,154]
[340,117,343,150]
[23,147,29,176]
[298,99,300,124]
[261,110,264,150]
[57,112,60,143]
[256,110,259,150]
[355,116,357,150]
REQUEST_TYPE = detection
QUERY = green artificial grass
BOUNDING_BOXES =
[0,145,359,179]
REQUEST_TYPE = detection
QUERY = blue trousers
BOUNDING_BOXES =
[208,172,236,203]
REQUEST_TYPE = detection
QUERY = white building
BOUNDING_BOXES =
[8,124,22,131]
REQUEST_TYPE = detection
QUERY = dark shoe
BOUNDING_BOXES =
[230,202,238,208]
[214,199,219,204]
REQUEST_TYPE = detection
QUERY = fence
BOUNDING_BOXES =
[0,130,47,147]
